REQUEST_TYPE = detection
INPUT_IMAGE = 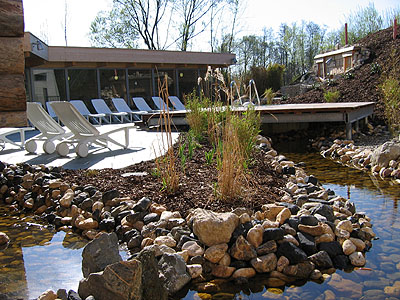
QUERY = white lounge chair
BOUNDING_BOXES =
[112,98,141,122]
[0,127,34,150]
[25,102,72,154]
[168,96,186,110]
[132,97,154,112]
[70,100,106,125]
[91,98,129,123]
[50,101,136,157]
[151,96,170,111]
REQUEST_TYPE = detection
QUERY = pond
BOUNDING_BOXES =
[0,152,399,299]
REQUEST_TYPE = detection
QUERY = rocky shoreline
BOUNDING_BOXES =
[0,139,377,300]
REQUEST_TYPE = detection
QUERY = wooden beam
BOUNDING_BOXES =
[0,0,24,37]
[0,37,24,74]
[0,110,27,127]
[0,74,26,111]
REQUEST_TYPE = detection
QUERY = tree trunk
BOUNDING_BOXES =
[0,0,24,37]
[0,74,26,112]
[0,37,24,74]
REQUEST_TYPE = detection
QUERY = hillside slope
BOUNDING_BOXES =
[283,26,400,124]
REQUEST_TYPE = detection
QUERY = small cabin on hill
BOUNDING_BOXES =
[313,45,370,78]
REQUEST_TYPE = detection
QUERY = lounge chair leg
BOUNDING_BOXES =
[56,142,70,157]
[43,141,56,154]
[76,143,89,158]
[25,140,37,153]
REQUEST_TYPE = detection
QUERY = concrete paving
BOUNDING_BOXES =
[0,124,180,170]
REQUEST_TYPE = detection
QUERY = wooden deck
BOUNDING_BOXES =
[142,102,375,139]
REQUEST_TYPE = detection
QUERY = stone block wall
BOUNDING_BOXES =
[0,0,27,127]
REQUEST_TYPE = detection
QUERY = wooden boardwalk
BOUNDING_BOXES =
[142,102,375,139]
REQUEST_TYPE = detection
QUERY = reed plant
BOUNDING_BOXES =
[217,116,246,201]
[154,75,179,194]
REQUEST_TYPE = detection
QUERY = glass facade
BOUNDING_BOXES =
[31,69,66,105]
[177,69,199,101]
[99,69,127,101]
[26,66,204,111]
[68,69,98,102]
[128,69,153,100]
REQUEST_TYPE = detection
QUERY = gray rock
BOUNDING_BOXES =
[79,259,142,300]
[371,141,400,167]
[310,204,334,222]
[102,189,120,202]
[299,215,319,226]
[82,232,122,277]
[133,197,152,212]
[263,228,285,242]
[137,249,168,300]
[308,250,333,269]
[250,253,277,273]
[56,289,68,300]
[188,208,239,247]
[296,232,317,256]
[158,253,191,294]
[277,242,307,264]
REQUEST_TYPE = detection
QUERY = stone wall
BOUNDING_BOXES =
[0,0,27,127]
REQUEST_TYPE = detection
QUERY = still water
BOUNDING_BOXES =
[0,153,400,299]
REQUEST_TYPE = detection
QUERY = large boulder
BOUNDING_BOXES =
[78,260,142,300]
[187,208,239,247]
[82,232,122,277]
[158,253,191,294]
[371,141,400,167]
[276,242,307,264]
[137,250,168,300]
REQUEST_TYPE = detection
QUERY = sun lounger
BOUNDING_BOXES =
[0,127,34,150]
[132,97,155,113]
[25,102,72,154]
[70,100,106,125]
[112,98,141,122]
[91,98,129,123]
[168,96,186,110]
[151,96,170,111]
[50,101,137,157]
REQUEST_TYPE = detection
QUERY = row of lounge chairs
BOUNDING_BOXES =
[0,96,186,157]
[45,96,186,125]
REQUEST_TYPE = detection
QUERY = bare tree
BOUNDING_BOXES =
[174,0,215,51]
[90,0,171,49]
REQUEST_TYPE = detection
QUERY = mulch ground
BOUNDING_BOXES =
[63,137,287,217]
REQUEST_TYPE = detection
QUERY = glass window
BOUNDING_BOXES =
[32,69,66,104]
[128,69,153,101]
[68,69,98,102]
[177,69,198,101]
[99,69,127,102]
[155,69,175,97]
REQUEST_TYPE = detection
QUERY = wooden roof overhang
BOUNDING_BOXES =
[24,32,236,69]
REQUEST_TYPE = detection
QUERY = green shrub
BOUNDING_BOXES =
[324,90,340,103]
[241,64,285,95]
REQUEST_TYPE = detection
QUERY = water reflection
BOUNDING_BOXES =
[177,152,400,299]
[0,207,87,299]
[1,152,400,299]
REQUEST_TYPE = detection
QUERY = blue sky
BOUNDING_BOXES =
[23,0,400,50]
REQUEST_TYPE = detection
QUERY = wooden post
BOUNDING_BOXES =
[0,0,26,127]
[345,23,348,45]
[394,18,398,40]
